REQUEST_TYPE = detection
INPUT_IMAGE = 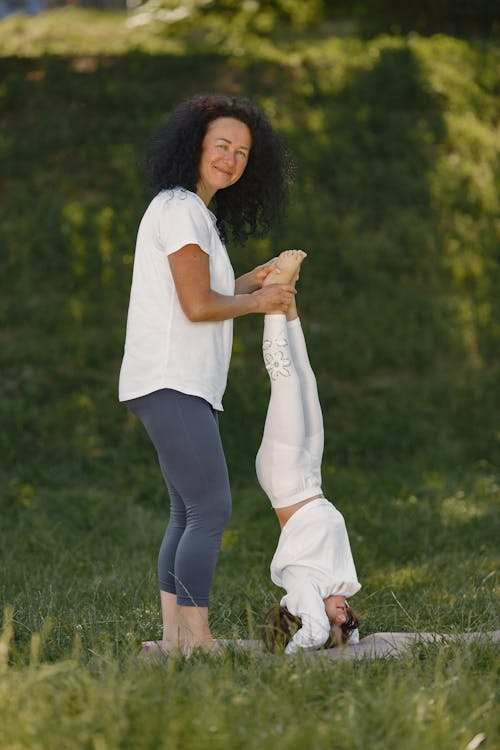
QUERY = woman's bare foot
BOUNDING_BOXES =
[138,637,221,661]
[263,250,307,288]
[138,640,173,662]
[180,637,222,658]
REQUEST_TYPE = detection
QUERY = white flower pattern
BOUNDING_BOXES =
[263,336,291,380]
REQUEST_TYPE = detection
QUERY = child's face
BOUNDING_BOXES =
[324,595,347,626]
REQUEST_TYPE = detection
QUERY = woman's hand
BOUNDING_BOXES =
[250,283,296,314]
[235,258,280,294]
[252,258,281,288]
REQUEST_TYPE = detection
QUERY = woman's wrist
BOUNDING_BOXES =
[235,271,257,295]
[238,291,259,314]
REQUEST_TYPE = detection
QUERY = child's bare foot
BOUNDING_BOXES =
[263,249,307,288]
[286,294,298,322]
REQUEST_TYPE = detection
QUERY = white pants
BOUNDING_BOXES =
[255,315,324,508]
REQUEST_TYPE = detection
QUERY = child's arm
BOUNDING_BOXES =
[280,582,331,655]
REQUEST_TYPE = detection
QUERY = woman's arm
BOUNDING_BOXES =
[168,244,296,322]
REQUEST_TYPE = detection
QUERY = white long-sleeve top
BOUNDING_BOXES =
[270,497,361,655]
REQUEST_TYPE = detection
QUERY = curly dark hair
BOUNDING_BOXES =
[146,93,293,244]
[261,603,360,654]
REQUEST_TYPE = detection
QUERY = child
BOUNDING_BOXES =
[256,251,360,654]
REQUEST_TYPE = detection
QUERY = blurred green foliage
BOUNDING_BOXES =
[0,21,498,489]
[335,0,500,37]
[125,0,498,38]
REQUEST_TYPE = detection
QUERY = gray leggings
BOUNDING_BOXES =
[126,388,232,606]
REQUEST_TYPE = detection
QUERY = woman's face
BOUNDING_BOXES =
[324,595,348,626]
[196,117,252,204]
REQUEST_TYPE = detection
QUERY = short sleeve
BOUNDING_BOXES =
[158,192,212,256]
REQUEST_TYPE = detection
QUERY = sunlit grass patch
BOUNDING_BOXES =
[0,8,185,56]
[440,490,491,526]
[1,606,498,750]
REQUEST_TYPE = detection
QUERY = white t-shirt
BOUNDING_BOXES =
[119,188,235,410]
[270,497,361,654]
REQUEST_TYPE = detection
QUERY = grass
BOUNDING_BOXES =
[1,463,498,748]
[0,7,499,749]
[0,619,498,750]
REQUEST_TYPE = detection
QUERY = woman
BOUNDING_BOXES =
[255,250,361,655]
[119,94,297,655]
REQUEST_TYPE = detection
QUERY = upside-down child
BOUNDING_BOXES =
[256,250,361,654]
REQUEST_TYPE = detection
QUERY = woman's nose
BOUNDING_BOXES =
[223,151,237,166]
